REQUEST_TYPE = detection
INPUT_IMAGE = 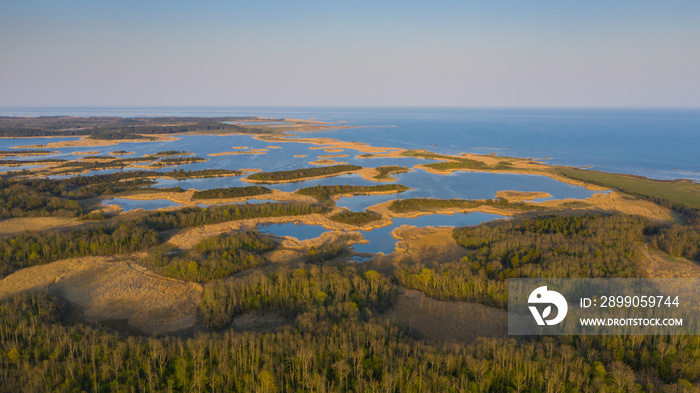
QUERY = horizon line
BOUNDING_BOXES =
[1,105,699,111]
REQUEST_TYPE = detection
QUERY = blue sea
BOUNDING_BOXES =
[2,106,698,181]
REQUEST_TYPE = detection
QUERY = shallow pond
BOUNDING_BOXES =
[336,169,599,211]
[257,222,330,241]
[353,211,507,255]
[0,164,50,172]
[103,198,182,212]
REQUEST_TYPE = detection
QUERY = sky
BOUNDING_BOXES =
[1,0,699,108]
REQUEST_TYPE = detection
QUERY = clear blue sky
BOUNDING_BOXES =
[1,0,699,107]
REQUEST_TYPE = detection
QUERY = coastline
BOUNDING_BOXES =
[2,115,696,213]
[241,169,362,184]
[15,134,180,149]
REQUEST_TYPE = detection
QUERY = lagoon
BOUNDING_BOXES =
[336,170,598,211]
[353,211,507,255]
[103,198,182,212]
[3,107,696,181]
[257,222,330,241]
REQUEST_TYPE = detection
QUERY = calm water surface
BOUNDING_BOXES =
[353,211,507,255]
[3,107,695,181]
[257,222,329,241]
[3,106,694,258]
[103,198,182,212]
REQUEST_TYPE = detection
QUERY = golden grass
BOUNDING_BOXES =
[0,256,202,334]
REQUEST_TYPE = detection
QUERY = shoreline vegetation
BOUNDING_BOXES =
[374,165,409,180]
[0,115,695,221]
[192,186,272,200]
[387,197,543,214]
[296,184,410,202]
[557,167,700,209]
[1,203,698,390]
[0,115,696,228]
[1,116,700,391]
[0,149,59,157]
[1,115,695,204]
[245,164,363,183]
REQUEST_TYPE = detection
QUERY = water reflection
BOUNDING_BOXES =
[353,211,507,255]
[257,222,330,241]
[103,198,181,212]
[336,170,598,211]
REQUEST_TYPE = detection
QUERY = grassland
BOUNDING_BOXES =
[401,150,514,171]
[558,168,700,208]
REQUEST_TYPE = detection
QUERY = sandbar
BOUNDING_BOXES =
[72,151,101,155]
[208,149,267,156]
[495,190,551,202]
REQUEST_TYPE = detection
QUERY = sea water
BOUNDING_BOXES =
[2,106,696,256]
[2,107,697,181]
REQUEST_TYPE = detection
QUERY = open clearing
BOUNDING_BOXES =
[0,256,202,335]
[0,217,84,235]
[384,288,507,344]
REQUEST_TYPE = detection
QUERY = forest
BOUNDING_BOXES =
[141,232,276,282]
[0,149,57,156]
[329,211,382,226]
[138,202,329,231]
[0,202,328,277]
[1,276,698,392]
[1,120,700,391]
[0,158,66,166]
[247,165,362,183]
[0,205,698,390]
[0,221,160,277]
[150,157,207,167]
[0,170,241,218]
[147,151,194,157]
[388,197,541,213]
[51,156,155,174]
[397,214,647,308]
[296,184,409,201]
[0,117,274,138]
[373,165,408,179]
[191,186,272,200]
